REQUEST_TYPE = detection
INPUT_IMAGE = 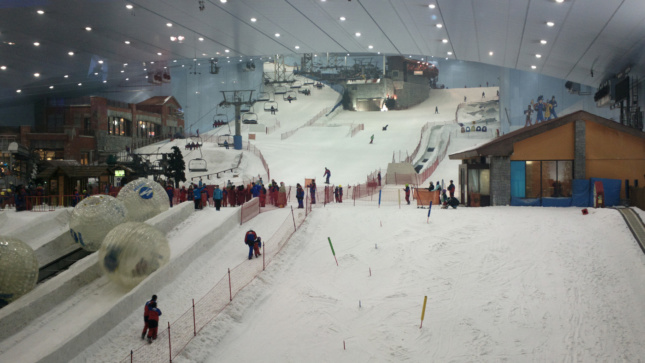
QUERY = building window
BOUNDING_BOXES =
[511,160,573,199]
[109,117,132,136]
[35,149,64,161]
[80,152,89,165]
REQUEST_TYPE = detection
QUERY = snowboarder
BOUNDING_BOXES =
[296,184,304,208]
[448,180,456,198]
[146,301,162,344]
[370,134,374,144]
[323,167,331,184]
[403,184,410,205]
[141,295,157,340]
[482,91,485,99]
[244,230,262,260]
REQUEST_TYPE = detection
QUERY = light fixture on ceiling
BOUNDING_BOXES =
[126,4,133,9]
[216,51,220,55]
[157,52,162,56]
[37,10,45,15]
[442,39,448,43]
[94,72,98,75]
[124,63,128,66]
[103,80,107,83]
[203,53,207,56]
[173,60,177,62]
[33,42,40,46]
[295,45,300,49]
[64,75,69,78]
[275,33,280,37]
[225,49,230,53]
[198,0,205,11]
[377,52,381,54]
[125,78,129,81]
[339,16,346,21]
[78,83,82,86]
[535,54,542,58]
[555,0,564,3]
[447,51,452,55]
[166,23,173,27]
[150,61,154,64]
[546,21,554,27]
[85,26,92,31]
[34,73,40,77]
[368,45,373,49]
[220,0,227,3]
[436,24,442,28]
[16,89,21,93]
[49,86,54,89]
[540,39,547,44]
[531,65,537,69]
[198,37,204,41]
[0,66,6,70]
[489,51,494,56]
[124,40,131,44]
[98,60,104,64]
[121,70,124,73]
[251,17,257,22]
[68,51,74,56]
[355,32,361,37]
[170,36,177,41]
[429,4,435,8]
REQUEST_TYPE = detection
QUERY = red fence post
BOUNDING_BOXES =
[262,242,265,271]
[192,298,196,336]
[240,203,244,226]
[168,322,172,363]
[131,350,133,363]
[228,268,232,301]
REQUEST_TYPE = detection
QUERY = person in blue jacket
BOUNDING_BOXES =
[165,184,174,207]
[296,183,304,208]
[323,167,331,184]
[213,184,223,211]
[245,229,261,260]
[251,182,261,198]
[193,184,203,210]
[309,180,317,204]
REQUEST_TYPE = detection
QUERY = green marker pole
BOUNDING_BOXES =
[328,237,338,266]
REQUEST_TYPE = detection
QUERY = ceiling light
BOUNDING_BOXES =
[64,75,69,78]
[34,73,40,77]
[251,17,257,22]
[368,45,373,49]
[546,21,554,27]
[103,80,107,83]
[68,51,74,56]
[157,52,162,56]
[124,63,128,66]
[489,51,494,56]
[98,60,104,64]
[540,39,547,44]
[78,83,82,86]
[228,60,230,63]
[531,65,537,69]
[124,40,131,44]
[49,85,55,89]
[126,4,133,9]
[37,10,45,14]
[94,72,98,75]
[85,26,92,31]
[436,24,443,28]
[199,37,204,41]
[339,16,346,21]
[555,0,564,3]
[7,42,15,45]
[0,66,6,70]
[150,61,154,64]
[216,51,220,55]
[535,54,542,58]
[275,33,280,37]
[144,68,147,71]
[166,23,173,27]
[125,78,129,81]
[121,70,125,73]
[377,52,380,54]
[33,42,40,46]
[295,45,300,49]
[442,39,448,43]
[355,32,361,37]
[170,36,177,41]
[220,0,227,3]
[173,60,177,62]
[429,4,436,8]
[225,49,230,53]
[182,65,185,67]
[16,89,21,93]
[347,53,350,56]
[203,53,207,56]
[177,36,185,42]
[164,66,167,69]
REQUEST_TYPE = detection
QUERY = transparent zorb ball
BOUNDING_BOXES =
[69,195,128,252]
[0,236,39,307]
[117,178,169,222]
[98,222,170,288]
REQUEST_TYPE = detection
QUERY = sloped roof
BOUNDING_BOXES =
[137,96,182,108]
[449,110,645,160]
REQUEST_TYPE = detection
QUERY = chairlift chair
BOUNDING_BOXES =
[283,91,297,101]
[188,144,208,172]
[274,85,288,94]
[263,101,279,112]
[303,79,314,85]
[257,92,270,101]
[242,111,259,124]
[297,86,311,94]
[290,81,302,89]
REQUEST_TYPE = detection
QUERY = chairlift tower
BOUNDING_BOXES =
[219,90,255,149]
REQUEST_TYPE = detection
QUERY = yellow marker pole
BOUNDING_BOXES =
[420,296,428,329]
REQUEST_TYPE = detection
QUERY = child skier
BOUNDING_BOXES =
[141,295,157,340]
[245,230,262,260]
[146,301,162,343]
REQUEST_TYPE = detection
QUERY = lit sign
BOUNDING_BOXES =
[114,170,125,177]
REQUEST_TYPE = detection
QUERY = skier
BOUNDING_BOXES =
[334,185,339,203]
[141,295,157,340]
[296,184,304,208]
[370,134,374,144]
[482,91,485,99]
[213,185,223,211]
[165,184,174,207]
[435,106,439,114]
[193,184,203,210]
[323,167,331,184]
[146,301,162,344]
[403,184,410,205]
[244,229,262,260]
[309,180,317,204]
[448,180,456,198]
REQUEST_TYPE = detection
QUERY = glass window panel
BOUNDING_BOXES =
[542,161,557,197]
[525,161,541,198]
[557,161,573,197]
[480,169,490,196]
[468,169,480,193]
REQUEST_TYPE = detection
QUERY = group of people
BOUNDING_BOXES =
[525,95,558,126]
[212,119,227,128]
[184,141,202,151]
[403,180,459,208]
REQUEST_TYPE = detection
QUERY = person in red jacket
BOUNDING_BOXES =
[245,230,262,260]
[259,185,266,207]
[447,180,456,198]
[179,186,187,203]
[146,301,162,343]
[141,295,157,340]
[403,184,411,205]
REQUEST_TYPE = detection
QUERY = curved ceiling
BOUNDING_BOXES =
[0,0,643,99]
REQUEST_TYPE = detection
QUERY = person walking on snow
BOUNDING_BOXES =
[245,230,262,260]
[296,184,304,208]
[448,180,456,198]
[323,167,331,184]
[213,185,223,211]
[435,106,439,114]
[309,180,317,204]
[404,184,411,205]
[370,134,374,144]
[146,301,162,343]
[338,185,343,203]
[141,295,157,340]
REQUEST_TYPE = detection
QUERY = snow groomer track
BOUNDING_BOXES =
[616,207,645,254]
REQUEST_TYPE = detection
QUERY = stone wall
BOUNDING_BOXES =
[490,156,511,206]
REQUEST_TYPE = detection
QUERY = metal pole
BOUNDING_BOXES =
[228,268,232,301]
[262,241,265,271]
[131,350,133,363]
[192,299,196,336]
[168,322,172,362]
[291,206,296,230]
